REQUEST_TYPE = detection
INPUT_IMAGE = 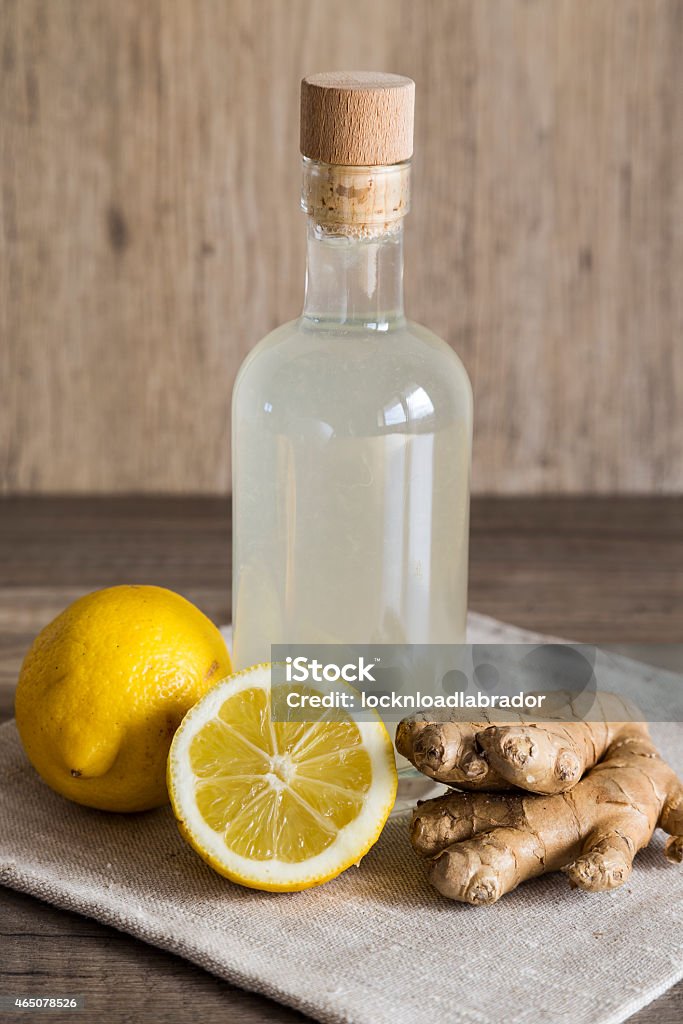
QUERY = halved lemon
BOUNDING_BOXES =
[167,664,397,891]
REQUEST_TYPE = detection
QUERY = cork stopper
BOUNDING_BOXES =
[300,72,415,166]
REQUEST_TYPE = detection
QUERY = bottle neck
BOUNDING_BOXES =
[300,159,410,330]
[302,223,405,329]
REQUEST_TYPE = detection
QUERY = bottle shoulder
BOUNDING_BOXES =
[236,317,470,385]
[233,317,472,434]
[233,319,301,386]
[402,318,473,400]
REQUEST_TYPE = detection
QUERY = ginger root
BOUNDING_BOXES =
[396,693,646,795]
[410,729,683,905]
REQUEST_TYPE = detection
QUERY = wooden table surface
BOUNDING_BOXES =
[1,496,681,1023]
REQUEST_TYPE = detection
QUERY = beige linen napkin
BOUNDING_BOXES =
[1,614,681,1024]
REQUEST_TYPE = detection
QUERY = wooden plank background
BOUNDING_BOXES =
[1,0,681,495]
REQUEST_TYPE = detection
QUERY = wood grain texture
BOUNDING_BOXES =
[0,495,681,1022]
[300,72,414,165]
[1,0,682,495]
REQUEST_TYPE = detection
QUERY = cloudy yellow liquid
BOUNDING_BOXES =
[232,318,472,669]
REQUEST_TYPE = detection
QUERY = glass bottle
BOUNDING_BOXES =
[232,74,472,677]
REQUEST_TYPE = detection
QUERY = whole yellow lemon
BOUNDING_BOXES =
[15,585,231,812]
